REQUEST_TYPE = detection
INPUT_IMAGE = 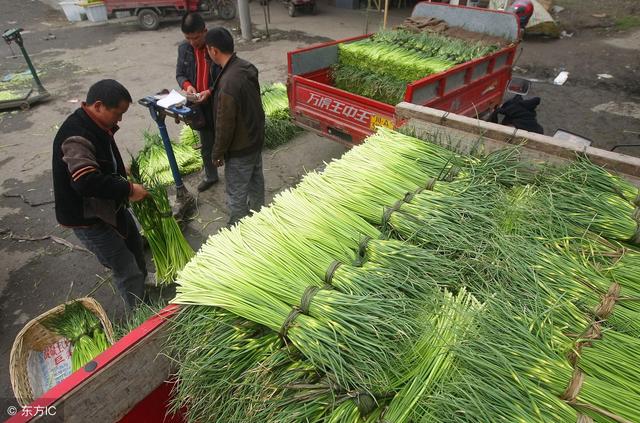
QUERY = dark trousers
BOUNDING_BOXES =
[225,150,265,226]
[199,102,219,183]
[73,210,146,308]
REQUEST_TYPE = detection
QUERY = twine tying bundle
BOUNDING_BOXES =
[279,284,332,343]
[564,282,628,423]
[357,236,373,259]
[354,392,377,415]
[382,177,438,226]
[631,208,640,244]
[561,368,585,403]
[325,260,343,284]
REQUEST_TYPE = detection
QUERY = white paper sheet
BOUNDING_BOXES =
[157,89,187,109]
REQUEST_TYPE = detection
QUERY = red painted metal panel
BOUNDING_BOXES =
[103,0,199,13]
[117,380,184,423]
[290,75,396,144]
[6,305,180,423]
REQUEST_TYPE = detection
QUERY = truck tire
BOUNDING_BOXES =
[138,9,160,30]
[288,3,296,17]
[218,2,236,20]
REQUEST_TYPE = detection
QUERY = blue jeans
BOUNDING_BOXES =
[73,210,146,308]
[225,150,265,226]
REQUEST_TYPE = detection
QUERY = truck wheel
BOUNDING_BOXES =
[218,2,236,20]
[288,3,296,16]
[138,9,160,30]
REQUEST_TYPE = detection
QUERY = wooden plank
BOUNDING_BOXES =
[396,102,640,184]
[405,118,568,163]
[32,323,173,422]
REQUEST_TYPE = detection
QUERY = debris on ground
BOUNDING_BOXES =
[553,71,569,85]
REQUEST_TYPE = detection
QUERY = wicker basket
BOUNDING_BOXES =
[9,297,115,406]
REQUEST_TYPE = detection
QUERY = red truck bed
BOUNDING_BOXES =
[7,305,184,423]
[103,0,198,13]
[287,2,520,145]
[7,107,640,421]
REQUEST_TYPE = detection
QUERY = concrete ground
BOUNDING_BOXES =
[1,0,639,415]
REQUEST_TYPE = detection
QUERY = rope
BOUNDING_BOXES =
[567,283,619,365]
[325,260,343,283]
[381,184,425,228]
[355,393,377,416]
[632,208,640,245]
[279,308,301,342]
[382,201,403,228]
[299,286,321,315]
[403,191,415,204]
[439,110,450,125]
[445,166,460,181]
[563,281,629,423]
[577,414,595,423]
[505,126,519,144]
[594,283,621,320]
[281,283,333,341]
[425,177,437,191]
[561,368,585,402]
[573,402,634,423]
[357,236,372,259]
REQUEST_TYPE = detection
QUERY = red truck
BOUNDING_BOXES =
[287,2,521,145]
[103,0,236,30]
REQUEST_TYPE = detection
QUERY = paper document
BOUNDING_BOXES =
[157,89,187,109]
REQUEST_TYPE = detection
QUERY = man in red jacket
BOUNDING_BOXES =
[176,13,222,192]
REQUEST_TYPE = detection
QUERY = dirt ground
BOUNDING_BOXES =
[1,0,639,415]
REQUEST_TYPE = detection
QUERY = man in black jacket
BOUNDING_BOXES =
[205,27,265,226]
[176,13,222,192]
[52,79,150,308]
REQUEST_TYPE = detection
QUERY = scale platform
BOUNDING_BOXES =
[0,88,50,111]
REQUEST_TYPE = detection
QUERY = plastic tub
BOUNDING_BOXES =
[84,2,108,22]
[59,1,84,22]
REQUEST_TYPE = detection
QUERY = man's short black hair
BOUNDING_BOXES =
[86,79,132,108]
[205,27,234,54]
[181,12,205,34]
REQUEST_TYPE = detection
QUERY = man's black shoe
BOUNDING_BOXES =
[197,179,218,192]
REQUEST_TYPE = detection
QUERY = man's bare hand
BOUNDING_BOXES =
[129,183,149,202]
[185,85,197,95]
[193,90,211,104]
[214,158,224,167]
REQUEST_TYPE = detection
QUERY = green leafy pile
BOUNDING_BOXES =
[129,159,194,285]
[262,82,302,149]
[166,127,640,422]
[333,30,500,105]
[42,301,110,372]
[135,129,202,187]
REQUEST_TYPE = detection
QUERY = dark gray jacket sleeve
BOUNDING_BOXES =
[176,43,191,89]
